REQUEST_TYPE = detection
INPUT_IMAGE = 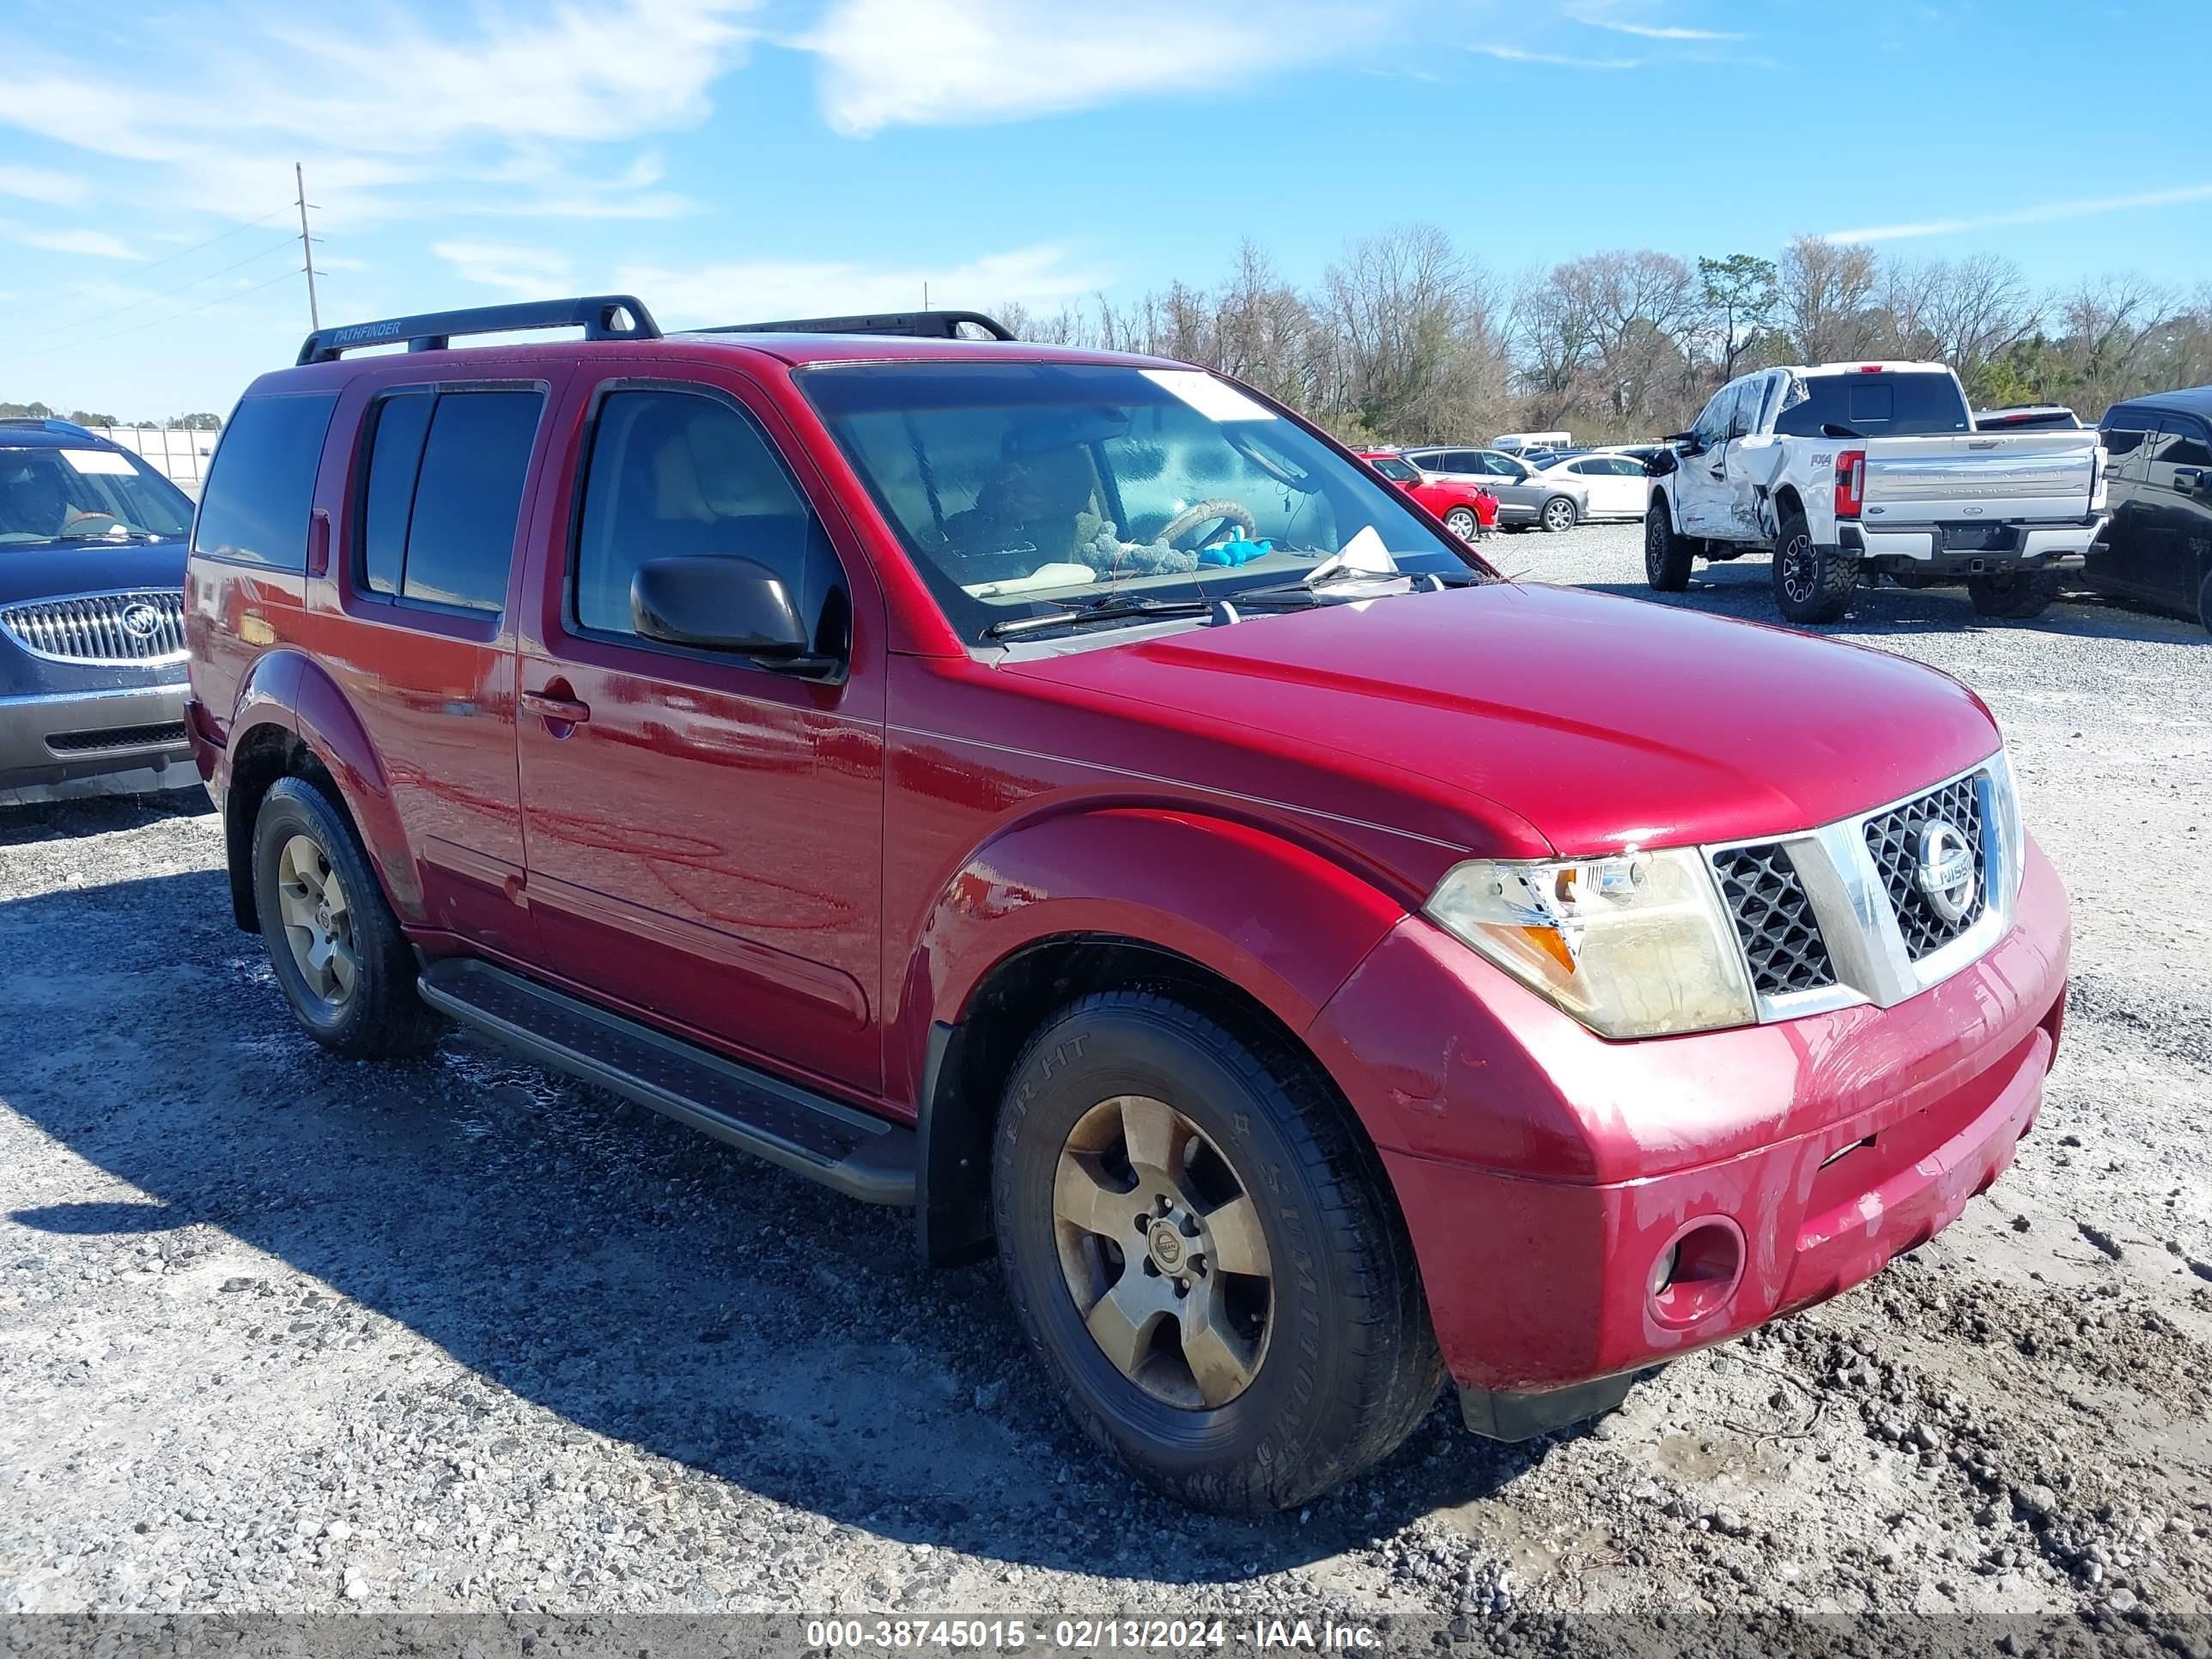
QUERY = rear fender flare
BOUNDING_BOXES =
[250,652,421,921]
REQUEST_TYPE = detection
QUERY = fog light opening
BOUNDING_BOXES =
[1649,1218,1745,1328]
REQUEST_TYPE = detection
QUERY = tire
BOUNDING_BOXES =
[252,775,443,1059]
[1644,498,1693,591]
[1770,507,1858,624]
[1443,507,1479,542]
[992,991,1443,1513]
[1966,569,2062,619]
[1540,495,1578,533]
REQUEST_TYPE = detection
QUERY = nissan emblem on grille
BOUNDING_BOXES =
[1914,820,1978,924]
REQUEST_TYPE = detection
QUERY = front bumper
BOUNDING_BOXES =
[1308,836,2070,1413]
[0,682,193,792]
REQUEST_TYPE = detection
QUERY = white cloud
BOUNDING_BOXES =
[619,244,1108,328]
[0,1,758,222]
[9,225,139,259]
[1826,182,2212,244]
[0,164,88,205]
[1577,18,1741,39]
[434,241,576,298]
[805,0,1376,137]
[1468,43,1640,69]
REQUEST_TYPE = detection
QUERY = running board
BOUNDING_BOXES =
[416,958,915,1206]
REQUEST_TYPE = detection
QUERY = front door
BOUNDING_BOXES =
[2141,414,2212,610]
[1674,384,1738,538]
[515,373,886,1095]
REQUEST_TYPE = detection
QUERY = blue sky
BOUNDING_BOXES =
[0,0,2204,419]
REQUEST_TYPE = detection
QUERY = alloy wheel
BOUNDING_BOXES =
[1051,1095,1273,1410]
[1779,533,1818,605]
[275,833,358,1008]
[1445,508,1478,542]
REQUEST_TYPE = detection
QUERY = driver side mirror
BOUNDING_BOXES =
[1643,448,1679,477]
[631,556,841,678]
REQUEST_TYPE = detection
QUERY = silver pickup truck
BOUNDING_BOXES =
[1642,362,2106,623]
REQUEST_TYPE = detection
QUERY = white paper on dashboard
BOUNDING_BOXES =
[1139,369,1277,422]
[59,449,137,475]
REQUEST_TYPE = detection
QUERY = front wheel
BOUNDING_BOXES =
[1540,495,1578,533]
[1443,506,1479,542]
[992,992,1443,1513]
[1771,509,1858,624]
[1966,568,2062,619]
[1644,500,1693,590]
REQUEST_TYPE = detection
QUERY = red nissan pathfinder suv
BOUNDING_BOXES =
[185,297,2070,1513]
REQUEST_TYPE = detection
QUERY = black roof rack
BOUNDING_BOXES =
[296,295,660,366]
[696,309,1015,342]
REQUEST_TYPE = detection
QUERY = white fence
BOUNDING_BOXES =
[95,425,222,497]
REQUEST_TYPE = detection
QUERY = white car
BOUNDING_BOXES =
[1527,453,1650,522]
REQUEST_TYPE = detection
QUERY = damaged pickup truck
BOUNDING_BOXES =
[1642,362,2106,623]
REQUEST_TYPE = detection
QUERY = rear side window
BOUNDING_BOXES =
[193,392,339,568]
[2101,412,2154,474]
[1773,371,1972,438]
[354,388,543,612]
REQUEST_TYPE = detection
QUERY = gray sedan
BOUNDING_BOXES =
[1400,446,1589,532]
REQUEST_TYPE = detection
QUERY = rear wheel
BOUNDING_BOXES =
[1966,568,2062,619]
[1644,499,1693,591]
[1443,506,1479,542]
[1771,507,1858,624]
[993,991,1443,1513]
[252,775,442,1059]
[1540,495,1578,533]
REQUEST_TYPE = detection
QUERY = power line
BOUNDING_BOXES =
[11,205,293,319]
[34,234,301,341]
[12,267,303,361]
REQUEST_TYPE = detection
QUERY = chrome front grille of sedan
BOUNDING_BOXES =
[0,589,187,666]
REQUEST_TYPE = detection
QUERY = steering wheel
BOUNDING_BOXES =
[1158,498,1259,552]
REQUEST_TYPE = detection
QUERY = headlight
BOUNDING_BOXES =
[1423,848,1755,1039]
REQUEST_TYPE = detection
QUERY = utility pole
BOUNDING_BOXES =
[295,162,320,330]
[922,280,930,310]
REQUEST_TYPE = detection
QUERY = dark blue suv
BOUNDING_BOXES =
[0,417,199,801]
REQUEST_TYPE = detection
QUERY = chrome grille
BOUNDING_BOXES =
[0,589,186,666]
[1863,773,1987,959]
[1712,843,1836,995]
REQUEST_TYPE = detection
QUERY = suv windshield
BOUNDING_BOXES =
[0,445,194,545]
[1772,370,1972,438]
[800,362,1483,641]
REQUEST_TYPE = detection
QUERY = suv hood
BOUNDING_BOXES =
[0,541,187,608]
[1001,582,2000,857]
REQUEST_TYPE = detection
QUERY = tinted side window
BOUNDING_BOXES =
[2153,417,2212,471]
[192,392,339,568]
[1691,386,1733,446]
[2101,414,2154,477]
[574,389,848,655]
[400,391,543,611]
[359,393,433,596]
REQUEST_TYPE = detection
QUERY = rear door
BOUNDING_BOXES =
[2088,406,2158,595]
[329,373,556,955]
[514,366,887,1096]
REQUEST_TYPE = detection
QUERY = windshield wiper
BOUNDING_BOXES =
[981,594,1213,640]
[44,531,166,545]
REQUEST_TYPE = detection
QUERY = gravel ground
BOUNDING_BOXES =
[3,525,2209,1630]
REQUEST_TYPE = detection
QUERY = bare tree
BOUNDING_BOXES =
[1778,234,1881,362]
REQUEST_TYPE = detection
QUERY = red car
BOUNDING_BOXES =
[1356,447,1496,539]
[185,298,2069,1514]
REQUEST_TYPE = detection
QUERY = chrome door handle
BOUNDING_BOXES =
[520,689,591,724]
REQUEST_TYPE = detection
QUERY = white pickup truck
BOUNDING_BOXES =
[1642,362,2106,623]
